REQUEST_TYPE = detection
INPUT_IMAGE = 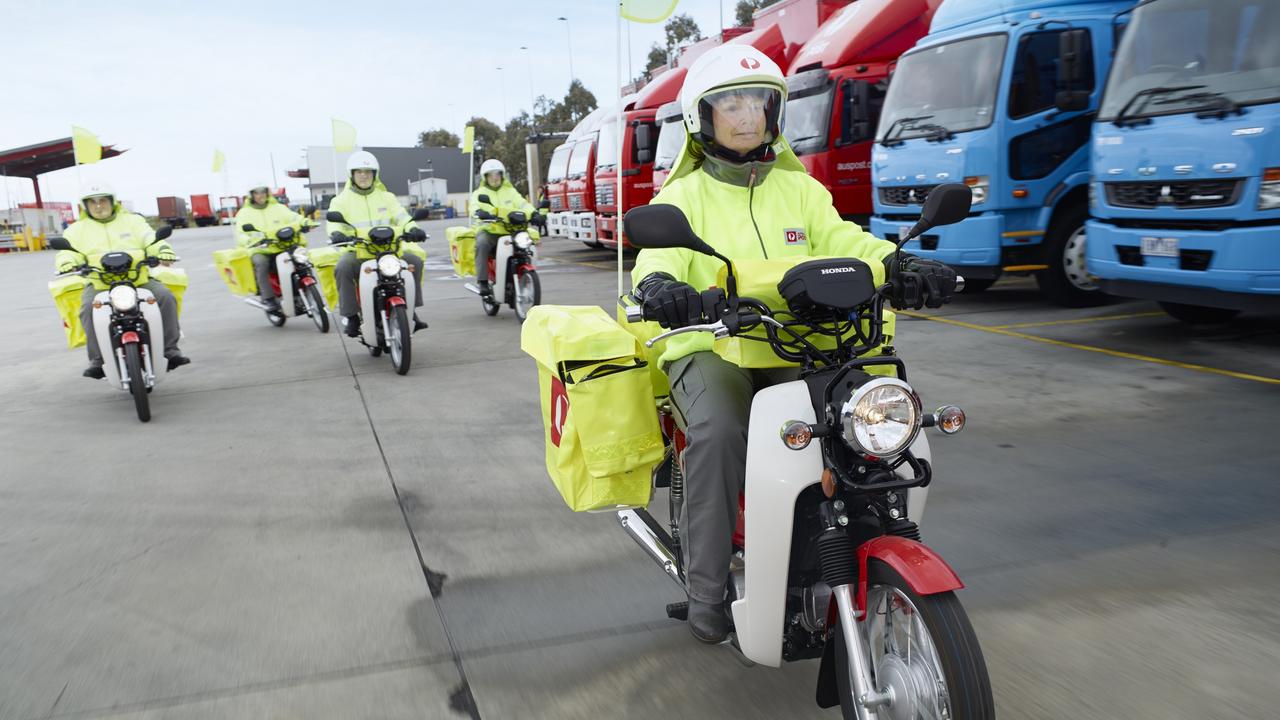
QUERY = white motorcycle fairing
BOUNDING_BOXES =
[275,252,297,314]
[492,235,514,293]
[92,287,165,391]
[357,257,416,347]
[730,379,932,667]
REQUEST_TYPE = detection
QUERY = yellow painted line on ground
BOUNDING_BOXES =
[992,311,1167,330]
[900,310,1280,385]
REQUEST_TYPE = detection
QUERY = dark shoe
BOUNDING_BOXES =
[166,354,191,371]
[687,599,729,644]
[413,315,428,333]
[83,364,105,380]
[478,281,493,298]
[262,296,282,313]
[344,315,362,337]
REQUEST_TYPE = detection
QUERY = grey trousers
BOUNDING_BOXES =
[80,281,181,366]
[474,230,497,284]
[668,351,799,604]
[252,253,279,302]
[335,252,424,318]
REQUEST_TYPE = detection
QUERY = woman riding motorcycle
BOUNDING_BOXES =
[234,182,311,313]
[631,45,958,643]
[56,181,189,378]
[470,158,536,298]
[327,151,428,337]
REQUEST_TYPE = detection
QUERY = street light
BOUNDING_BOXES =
[519,46,537,116]
[557,16,574,88]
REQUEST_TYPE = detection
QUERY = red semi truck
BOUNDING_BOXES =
[190,194,216,227]
[156,196,189,228]
[784,0,940,223]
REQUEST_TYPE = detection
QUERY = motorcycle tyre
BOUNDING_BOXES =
[125,342,151,423]
[388,304,411,375]
[514,270,541,322]
[306,284,330,333]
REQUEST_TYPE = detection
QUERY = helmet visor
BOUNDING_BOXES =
[698,85,783,157]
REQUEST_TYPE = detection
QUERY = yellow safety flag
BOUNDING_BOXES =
[462,125,475,154]
[332,118,357,153]
[71,126,102,164]
[620,0,678,23]
[211,148,225,173]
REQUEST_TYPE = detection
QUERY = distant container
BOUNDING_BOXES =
[190,194,216,227]
[156,196,189,228]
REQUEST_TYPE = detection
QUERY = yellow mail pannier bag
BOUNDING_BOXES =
[521,305,663,512]
[616,304,671,399]
[213,247,255,296]
[308,246,341,310]
[446,226,476,277]
[713,257,897,369]
[49,268,189,349]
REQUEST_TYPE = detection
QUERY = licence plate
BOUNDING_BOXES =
[1141,236,1179,258]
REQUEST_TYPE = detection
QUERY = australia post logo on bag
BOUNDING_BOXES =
[549,376,570,447]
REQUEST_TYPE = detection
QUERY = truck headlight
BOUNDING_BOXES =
[109,285,138,312]
[839,377,922,459]
[377,254,403,278]
[964,176,989,205]
[1259,168,1280,211]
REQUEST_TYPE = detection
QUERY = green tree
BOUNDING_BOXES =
[417,128,460,148]
[664,13,703,50]
[736,0,780,26]
[646,43,668,73]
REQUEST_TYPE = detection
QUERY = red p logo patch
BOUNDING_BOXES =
[784,228,807,246]
[549,376,570,447]
[740,57,761,70]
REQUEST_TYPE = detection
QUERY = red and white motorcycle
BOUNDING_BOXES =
[619,184,993,718]
[463,195,544,321]
[239,223,329,333]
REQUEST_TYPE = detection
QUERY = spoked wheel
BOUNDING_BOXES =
[835,560,993,720]
[305,284,330,333]
[124,343,151,423]
[514,270,541,322]
[388,304,411,375]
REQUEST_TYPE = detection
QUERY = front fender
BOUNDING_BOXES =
[856,535,963,614]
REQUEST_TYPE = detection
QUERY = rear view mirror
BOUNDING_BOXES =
[1055,90,1090,112]
[301,205,315,215]
[154,225,173,241]
[839,80,872,145]
[477,194,492,205]
[635,123,652,153]
[1054,29,1091,112]
[919,184,972,230]
[326,211,346,224]
[623,204,714,256]
[412,208,431,221]
[539,199,551,210]
[241,224,257,232]
[49,237,73,251]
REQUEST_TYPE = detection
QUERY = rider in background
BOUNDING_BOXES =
[470,159,535,299]
[234,182,311,314]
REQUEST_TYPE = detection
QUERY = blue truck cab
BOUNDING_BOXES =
[870,0,1135,306]
[1086,0,1280,323]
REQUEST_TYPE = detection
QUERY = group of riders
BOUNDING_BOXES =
[54,44,958,644]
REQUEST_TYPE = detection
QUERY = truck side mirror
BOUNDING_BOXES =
[635,124,652,153]
[839,80,872,145]
[1058,29,1087,85]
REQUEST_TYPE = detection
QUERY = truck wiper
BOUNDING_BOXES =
[879,115,935,147]
[1152,89,1243,119]
[1112,85,1205,127]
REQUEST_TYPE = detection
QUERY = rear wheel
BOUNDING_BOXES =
[1036,204,1108,308]
[125,343,151,423]
[835,560,993,720]
[514,270,541,321]
[388,305,411,375]
[305,284,330,333]
[1159,301,1241,325]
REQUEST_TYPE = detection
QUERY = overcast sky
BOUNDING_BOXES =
[3,0,731,215]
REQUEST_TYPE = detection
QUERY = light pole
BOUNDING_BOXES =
[519,46,537,116]
[557,16,574,89]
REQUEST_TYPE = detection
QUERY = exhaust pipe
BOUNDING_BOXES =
[617,508,685,591]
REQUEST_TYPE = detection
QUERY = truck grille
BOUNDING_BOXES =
[596,184,616,207]
[1105,179,1242,209]
[879,184,936,206]
[568,193,584,211]
[550,196,565,212]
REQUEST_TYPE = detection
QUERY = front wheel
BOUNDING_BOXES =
[125,342,151,423]
[835,560,993,720]
[267,309,287,327]
[482,292,500,316]
[1036,205,1108,308]
[1159,301,1241,325]
[513,269,541,321]
[388,304,411,375]
[304,284,330,333]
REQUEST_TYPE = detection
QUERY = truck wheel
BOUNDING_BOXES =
[1158,302,1241,325]
[1036,204,1108,308]
[959,278,996,294]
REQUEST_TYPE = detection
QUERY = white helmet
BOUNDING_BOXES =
[345,150,380,177]
[680,44,786,161]
[248,182,271,194]
[479,159,506,179]
[79,180,115,203]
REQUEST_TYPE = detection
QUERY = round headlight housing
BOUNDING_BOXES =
[109,285,138,312]
[514,232,533,249]
[377,254,403,278]
[839,377,921,458]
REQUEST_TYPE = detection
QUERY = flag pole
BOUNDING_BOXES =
[616,4,625,299]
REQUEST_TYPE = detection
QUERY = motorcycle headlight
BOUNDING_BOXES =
[377,254,403,278]
[1259,168,1280,211]
[291,247,310,264]
[839,377,921,459]
[109,285,138,312]
[964,175,989,205]
[514,232,533,249]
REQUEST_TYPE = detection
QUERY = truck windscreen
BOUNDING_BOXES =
[653,118,684,171]
[878,34,1007,143]
[568,139,592,178]
[597,122,619,171]
[547,146,571,183]
[1099,0,1280,122]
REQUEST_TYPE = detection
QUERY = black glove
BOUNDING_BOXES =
[886,254,958,310]
[637,274,703,329]
[404,227,427,242]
